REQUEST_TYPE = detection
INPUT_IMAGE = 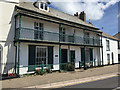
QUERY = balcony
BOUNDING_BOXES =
[15,27,101,46]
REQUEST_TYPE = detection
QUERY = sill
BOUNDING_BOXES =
[106,50,110,51]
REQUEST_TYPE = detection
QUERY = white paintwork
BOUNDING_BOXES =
[102,37,118,65]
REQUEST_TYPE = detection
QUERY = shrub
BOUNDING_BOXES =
[8,73,17,77]
[45,67,52,73]
[35,69,45,75]
[66,62,75,71]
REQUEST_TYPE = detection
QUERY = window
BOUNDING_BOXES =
[107,54,110,64]
[61,27,66,42]
[39,2,48,11]
[40,3,43,9]
[45,4,48,10]
[106,40,110,51]
[84,32,89,44]
[34,22,44,40]
[36,47,47,65]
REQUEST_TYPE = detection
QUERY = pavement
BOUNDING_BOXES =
[2,64,119,88]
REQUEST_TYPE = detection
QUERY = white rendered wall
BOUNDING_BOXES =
[102,37,118,65]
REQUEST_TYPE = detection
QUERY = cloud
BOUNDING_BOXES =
[49,0,119,20]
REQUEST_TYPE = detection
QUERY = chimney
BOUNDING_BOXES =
[79,11,86,22]
[74,11,86,22]
[74,12,79,16]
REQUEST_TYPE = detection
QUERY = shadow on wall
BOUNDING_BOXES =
[2,8,17,74]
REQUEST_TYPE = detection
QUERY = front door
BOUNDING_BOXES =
[112,52,114,64]
[70,50,75,63]
[61,49,67,69]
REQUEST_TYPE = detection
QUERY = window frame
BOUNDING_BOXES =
[39,2,49,12]
[35,46,48,65]
[34,22,44,40]
[106,40,110,51]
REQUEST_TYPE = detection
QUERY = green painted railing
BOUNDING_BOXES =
[15,27,101,46]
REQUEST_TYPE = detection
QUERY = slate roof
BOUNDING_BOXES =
[18,2,99,30]
[102,31,119,40]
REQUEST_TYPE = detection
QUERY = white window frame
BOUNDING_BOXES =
[35,46,48,65]
[106,40,110,51]
[39,2,49,12]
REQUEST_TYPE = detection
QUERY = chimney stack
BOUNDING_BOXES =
[74,11,86,22]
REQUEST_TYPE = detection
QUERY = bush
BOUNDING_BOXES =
[44,67,52,73]
[66,62,75,71]
[35,69,45,75]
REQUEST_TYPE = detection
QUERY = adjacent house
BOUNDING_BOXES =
[102,32,118,65]
[113,32,120,63]
[0,0,118,75]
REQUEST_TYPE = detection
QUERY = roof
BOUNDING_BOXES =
[102,31,119,41]
[113,32,120,39]
[17,2,100,31]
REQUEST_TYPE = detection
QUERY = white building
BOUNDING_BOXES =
[102,32,118,65]
[0,0,118,75]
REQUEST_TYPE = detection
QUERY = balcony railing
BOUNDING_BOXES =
[15,27,101,46]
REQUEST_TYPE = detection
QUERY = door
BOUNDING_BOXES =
[70,50,75,63]
[81,48,84,62]
[28,45,36,71]
[61,49,67,70]
[112,52,114,64]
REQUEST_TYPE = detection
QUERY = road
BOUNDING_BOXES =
[57,76,120,89]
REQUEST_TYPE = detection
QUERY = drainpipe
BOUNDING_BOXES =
[84,46,86,70]
[101,33,104,66]
[17,14,21,75]
[59,24,61,70]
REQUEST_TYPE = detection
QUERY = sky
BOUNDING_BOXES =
[30,0,119,36]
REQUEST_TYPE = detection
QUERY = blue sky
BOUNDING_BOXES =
[91,2,118,36]
[31,0,119,36]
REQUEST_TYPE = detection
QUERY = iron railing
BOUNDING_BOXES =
[15,27,101,46]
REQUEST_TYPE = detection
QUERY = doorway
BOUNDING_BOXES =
[70,50,75,63]
[111,52,114,64]
[61,49,68,70]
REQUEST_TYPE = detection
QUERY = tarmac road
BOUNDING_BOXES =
[60,76,120,89]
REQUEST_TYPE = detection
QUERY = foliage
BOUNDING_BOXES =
[35,69,45,75]
[8,73,17,77]
[44,67,52,73]
[66,62,75,71]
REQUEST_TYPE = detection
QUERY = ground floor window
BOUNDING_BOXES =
[107,54,110,64]
[36,46,47,65]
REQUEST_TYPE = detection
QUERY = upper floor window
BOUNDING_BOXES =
[106,40,110,51]
[34,22,44,40]
[61,27,66,42]
[84,32,90,44]
[39,2,48,11]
